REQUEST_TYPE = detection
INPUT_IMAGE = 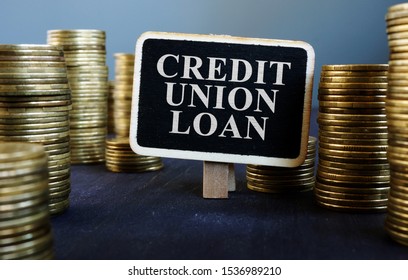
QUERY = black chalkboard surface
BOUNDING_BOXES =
[130,32,314,167]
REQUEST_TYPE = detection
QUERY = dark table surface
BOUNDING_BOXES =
[51,109,408,260]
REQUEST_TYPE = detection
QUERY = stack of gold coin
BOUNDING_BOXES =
[246,136,316,193]
[0,44,71,215]
[316,64,389,212]
[47,29,108,164]
[385,3,408,245]
[0,142,54,259]
[108,80,115,134]
[105,137,163,172]
[113,53,134,137]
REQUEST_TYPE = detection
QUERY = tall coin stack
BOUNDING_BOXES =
[0,142,54,259]
[47,29,108,164]
[113,53,134,137]
[246,136,316,193]
[0,44,71,215]
[105,53,164,173]
[385,3,408,246]
[316,64,390,212]
[108,80,115,134]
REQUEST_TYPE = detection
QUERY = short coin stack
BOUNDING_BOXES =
[0,142,54,259]
[246,136,316,193]
[113,53,134,137]
[385,3,408,245]
[316,64,389,212]
[47,29,108,164]
[105,137,164,172]
[0,44,71,215]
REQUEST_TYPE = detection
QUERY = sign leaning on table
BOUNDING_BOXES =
[130,31,315,198]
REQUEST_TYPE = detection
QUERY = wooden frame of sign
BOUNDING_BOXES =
[130,32,315,198]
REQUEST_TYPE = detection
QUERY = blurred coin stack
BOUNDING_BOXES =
[246,136,316,193]
[0,142,54,259]
[385,3,408,246]
[47,29,108,164]
[105,137,163,172]
[0,44,71,215]
[113,53,134,137]
[105,53,164,173]
[316,64,389,212]
[108,80,115,134]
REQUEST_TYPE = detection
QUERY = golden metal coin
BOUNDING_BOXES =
[319,100,385,108]
[320,70,387,77]
[321,64,388,71]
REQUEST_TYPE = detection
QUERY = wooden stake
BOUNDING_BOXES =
[203,161,235,198]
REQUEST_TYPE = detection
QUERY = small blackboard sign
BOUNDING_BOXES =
[130,32,314,167]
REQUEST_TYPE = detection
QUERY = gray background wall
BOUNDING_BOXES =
[1,0,402,107]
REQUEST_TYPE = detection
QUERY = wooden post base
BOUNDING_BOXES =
[203,161,235,199]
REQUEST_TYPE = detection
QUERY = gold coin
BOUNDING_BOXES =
[0,55,65,62]
[0,225,49,247]
[0,94,70,103]
[319,82,388,89]
[316,180,389,194]
[0,61,66,68]
[318,135,388,146]
[319,106,386,115]
[315,191,388,206]
[318,141,387,152]
[246,172,314,183]
[318,152,388,164]
[390,188,408,201]
[320,71,388,77]
[321,64,388,71]
[0,83,70,91]
[318,95,385,103]
[388,64,408,72]
[319,100,385,108]
[388,51,408,59]
[384,223,408,246]
[0,100,70,109]
[0,106,71,115]
[317,118,387,127]
[0,44,62,51]
[314,187,388,200]
[0,50,63,58]
[106,163,164,172]
[0,208,49,230]
[0,125,69,136]
[0,142,45,162]
[386,92,408,100]
[318,112,385,121]
[0,73,67,79]
[319,124,387,133]
[246,166,315,177]
[319,129,388,139]
[247,182,314,193]
[47,29,105,36]
[388,39,408,48]
[317,169,389,183]
[0,131,69,143]
[0,76,68,87]
[387,23,408,33]
[388,3,408,12]
[0,229,53,260]
[318,146,387,158]
[388,80,408,87]
[387,16,408,27]
[319,76,387,83]
[317,163,389,176]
